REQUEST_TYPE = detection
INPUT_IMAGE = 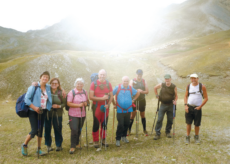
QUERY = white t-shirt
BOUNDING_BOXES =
[41,90,48,109]
[187,84,202,106]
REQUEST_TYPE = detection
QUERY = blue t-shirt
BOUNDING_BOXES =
[113,85,137,113]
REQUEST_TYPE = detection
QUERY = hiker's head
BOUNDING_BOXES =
[40,71,50,84]
[74,78,84,90]
[190,73,199,85]
[98,69,107,82]
[122,76,130,88]
[136,69,143,80]
[50,78,61,90]
[164,74,171,84]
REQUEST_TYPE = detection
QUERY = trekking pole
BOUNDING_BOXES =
[80,103,83,157]
[137,100,139,139]
[104,98,107,151]
[173,104,176,144]
[151,98,160,135]
[111,105,115,143]
[37,107,42,159]
[86,103,89,153]
[135,101,138,139]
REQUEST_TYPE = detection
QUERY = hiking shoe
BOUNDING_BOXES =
[47,146,53,152]
[143,130,149,136]
[76,144,82,150]
[166,133,172,138]
[121,137,129,143]
[94,141,99,148]
[36,149,47,156]
[153,135,160,140]
[21,144,28,156]
[56,146,62,151]
[194,135,200,145]
[102,139,109,147]
[185,136,190,145]
[69,148,75,154]
[116,140,120,147]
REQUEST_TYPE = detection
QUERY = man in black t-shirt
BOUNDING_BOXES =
[153,74,178,140]
[128,69,149,136]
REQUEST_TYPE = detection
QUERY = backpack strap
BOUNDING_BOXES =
[106,80,110,90]
[71,89,76,103]
[94,81,97,90]
[57,90,62,103]
[142,79,146,88]
[187,84,190,97]
[199,83,204,98]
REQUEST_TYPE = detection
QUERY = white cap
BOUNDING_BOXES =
[190,73,198,78]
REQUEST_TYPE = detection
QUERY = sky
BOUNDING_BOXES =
[0,0,187,32]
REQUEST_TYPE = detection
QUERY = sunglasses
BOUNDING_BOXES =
[51,83,59,85]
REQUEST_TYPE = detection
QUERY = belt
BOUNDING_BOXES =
[187,104,197,108]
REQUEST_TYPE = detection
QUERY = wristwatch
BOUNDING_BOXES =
[184,104,187,106]
[156,95,159,98]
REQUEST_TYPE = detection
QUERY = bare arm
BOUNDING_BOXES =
[89,90,108,101]
[139,81,149,94]
[67,101,84,108]
[154,83,162,97]
[184,85,189,113]
[129,79,133,87]
[132,91,140,102]
[173,87,178,105]
[196,85,208,110]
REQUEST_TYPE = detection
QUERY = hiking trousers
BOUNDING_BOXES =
[116,112,131,140]
[44,115,63,147]
[92,104,109,142]
[69,116,85,148]
[155,103,173,135]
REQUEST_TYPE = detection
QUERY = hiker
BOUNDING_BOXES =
[184,73,208,144]
[67,78,89,154]
[113,76,140,146]
[89,69,113,148]
[128,69,149,136]
[153,74,178,140]
[21,71,52,156]
[44,78,66,152]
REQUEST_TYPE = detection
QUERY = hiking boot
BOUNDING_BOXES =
[36,149,47,156]
[21,144,28,156]
[94,141,99,148]
[56,146,62,151]
[143,130,149,136]
[127,129,131,136]
[47,146,53,152]
[121,137,129,143]
[76,144,82,150]
[166,133,172,138]
[194,135,200,145]
[116,140,120,147]
[69,148,75,154]
[185,136,190,145]
[153,135,160,140]
[102,139,109,147]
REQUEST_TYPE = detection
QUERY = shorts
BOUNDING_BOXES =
[133,99,146,112]
[185,105,202,126]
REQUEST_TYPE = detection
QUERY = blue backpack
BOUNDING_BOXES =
[90,73,110,90]
[15,86,38,117]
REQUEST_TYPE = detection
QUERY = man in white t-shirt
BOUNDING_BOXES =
[184,73,208,145]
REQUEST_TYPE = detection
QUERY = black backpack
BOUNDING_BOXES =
[159,83,176,104]
[65,89,86,111]
[187,83,204,98]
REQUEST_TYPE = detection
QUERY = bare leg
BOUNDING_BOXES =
[38,137,42,148]
[130,111,136,119]
[195,126,199,135]
[140,111,145,118]
[187,124,191,136]
[24,134,32,145]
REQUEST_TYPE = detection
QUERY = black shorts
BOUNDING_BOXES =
[133,99,146,112]
[185,105,202,126]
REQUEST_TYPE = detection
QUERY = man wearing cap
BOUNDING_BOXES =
[112,76,140,146]
[184,73,208,144]
[153,74,178,140]
[128,69,149,136]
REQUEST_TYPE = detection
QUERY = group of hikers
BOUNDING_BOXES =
[20,68,208,156]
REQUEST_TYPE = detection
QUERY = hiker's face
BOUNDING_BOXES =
[40,75,49,84]
[99,71,106,82]
[51,80,59,89]
[165,78,171,84]
[190,77,199,85]
[76,81,84,90]
[122,78,129,88]
[136,74,142,81]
